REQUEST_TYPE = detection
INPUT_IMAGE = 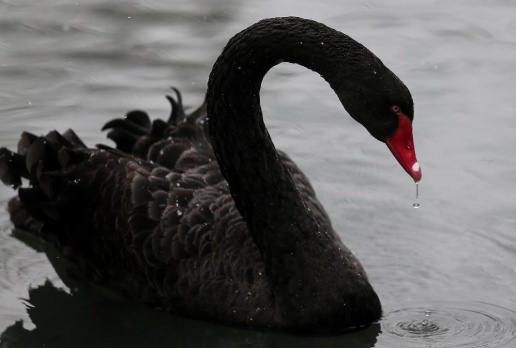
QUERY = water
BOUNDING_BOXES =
[1,0,515,347]
[382,301,516,347]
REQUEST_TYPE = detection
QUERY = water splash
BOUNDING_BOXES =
[381,301,516,347]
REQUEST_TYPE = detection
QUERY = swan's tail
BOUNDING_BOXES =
[0,129,88,238]
[0,128,167,300]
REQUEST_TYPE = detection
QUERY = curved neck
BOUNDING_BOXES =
[206,17,378,256]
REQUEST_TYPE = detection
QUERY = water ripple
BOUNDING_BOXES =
[381,301,516,347]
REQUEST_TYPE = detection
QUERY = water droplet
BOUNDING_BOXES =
[425,310,432,317]
[413,182,420,208]
[422,319,429,326]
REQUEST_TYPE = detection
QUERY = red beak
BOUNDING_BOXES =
[385,114,422,182]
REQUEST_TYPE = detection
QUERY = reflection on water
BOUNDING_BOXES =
[1,0,516,347]
[0,281,379,348]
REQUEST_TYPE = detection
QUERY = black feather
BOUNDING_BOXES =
[166,87,185,125]
[0,148,23,188]
[125,110,151,130]
[106,128,140,153]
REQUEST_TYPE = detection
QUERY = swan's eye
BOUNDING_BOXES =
[391,105,401,114]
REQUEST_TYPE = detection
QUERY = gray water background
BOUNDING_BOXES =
[0,0,515,347]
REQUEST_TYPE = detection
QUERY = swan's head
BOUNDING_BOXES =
[336,66,422,182]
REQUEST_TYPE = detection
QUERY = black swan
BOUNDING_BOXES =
[0,17,421,334]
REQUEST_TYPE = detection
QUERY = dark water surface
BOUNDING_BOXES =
[1,0,515,347]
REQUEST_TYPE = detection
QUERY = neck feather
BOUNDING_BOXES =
[206,17,385,328]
